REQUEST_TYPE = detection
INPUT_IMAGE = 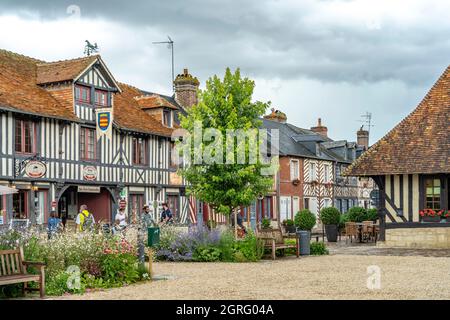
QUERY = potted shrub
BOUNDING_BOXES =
[282,219,296,234]
[347,207,367,223]
[261,217,272,229]
[319,207,341,242]
[420,209,443,223]
[294,209,316,255]
[365,208,379,222]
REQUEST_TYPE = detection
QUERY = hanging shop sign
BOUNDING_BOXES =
[24,160,47,178]
[83,166,98,181]
[96,108,113,141]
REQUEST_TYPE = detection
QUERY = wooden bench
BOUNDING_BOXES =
[256,228,299,260]
[0,247,46,298]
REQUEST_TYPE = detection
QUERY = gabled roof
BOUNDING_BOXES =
[0,49,173,136]
[134,94,178,110]
[0,49,78,121]
[345,65,450,176]
[36,55,99,85]
[262,118,336,161]
[36,55,121,91]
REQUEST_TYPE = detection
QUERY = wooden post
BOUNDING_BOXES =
[234,209,238,240]
[148,248,153,280]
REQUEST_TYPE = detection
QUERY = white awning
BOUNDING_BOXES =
[0,185,18,195]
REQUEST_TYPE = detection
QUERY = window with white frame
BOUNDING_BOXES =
[324,164,330,183]
[309,162,317,182]
[280,197,291,221]
[290,159,300,181]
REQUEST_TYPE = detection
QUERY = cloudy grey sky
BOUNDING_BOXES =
[0,0,449,143]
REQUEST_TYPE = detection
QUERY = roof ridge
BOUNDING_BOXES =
[0,48,45,63]
[36,55,98,66]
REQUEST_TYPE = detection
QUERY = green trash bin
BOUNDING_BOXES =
[147,227,160,247]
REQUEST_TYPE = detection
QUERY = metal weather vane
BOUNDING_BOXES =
[84,40,99,56]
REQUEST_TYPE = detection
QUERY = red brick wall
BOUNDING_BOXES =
[279,156,304,204]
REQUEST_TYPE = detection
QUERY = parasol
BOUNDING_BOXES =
[0,185,18,196]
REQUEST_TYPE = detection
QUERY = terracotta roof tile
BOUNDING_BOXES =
[36,55,98,85]
[134,94,178,110]
[0,49,78,121]
[0,49,174,136]
[345,65,450,176]
[114,83,173,137]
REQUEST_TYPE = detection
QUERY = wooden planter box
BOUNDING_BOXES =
[421,216,441,223]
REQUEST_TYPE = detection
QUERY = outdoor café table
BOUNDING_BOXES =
[354,222,378,243]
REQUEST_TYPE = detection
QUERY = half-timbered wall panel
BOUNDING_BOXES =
[384,174,420,223]
[0,112,13,178]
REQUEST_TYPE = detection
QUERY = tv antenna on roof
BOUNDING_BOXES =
[153,36,175,92]
[84,40,99,56]
[357,112,375,135]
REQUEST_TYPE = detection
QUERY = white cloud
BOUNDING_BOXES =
[0,0,448,144]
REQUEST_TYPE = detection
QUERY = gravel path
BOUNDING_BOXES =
[49,254,450,300]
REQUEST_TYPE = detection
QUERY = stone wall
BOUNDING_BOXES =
[378,227,450,249]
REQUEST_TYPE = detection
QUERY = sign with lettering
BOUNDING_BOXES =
[25,160,47,178]
[0,215,4,225]
[83,166,98,181]
[78,186,101,194]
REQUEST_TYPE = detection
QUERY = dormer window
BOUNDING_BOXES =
[95,90,109,107]
[163,110,172,128]
[75,85,91,104]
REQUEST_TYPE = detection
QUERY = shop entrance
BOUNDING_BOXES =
[58,186,114,223]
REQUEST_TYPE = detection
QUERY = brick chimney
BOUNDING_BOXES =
[174,68,200,109]
[357,126,369,150]
[310,118,328,137]
[263,108,287,123]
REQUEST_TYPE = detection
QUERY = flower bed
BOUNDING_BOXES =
[155,226,264,263]
[0,227,147,298]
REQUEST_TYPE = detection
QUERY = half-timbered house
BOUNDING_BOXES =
[0,49,190,227]
[345,65,450,248]
[260,111,375,228]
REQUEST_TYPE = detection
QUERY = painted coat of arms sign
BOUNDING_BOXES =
[96,108,113,141]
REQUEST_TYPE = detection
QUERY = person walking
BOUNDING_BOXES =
[76,205,95,232]
[137,204,157,266]
[160,202,174,226]
[141,204,156,228]
[47,211,62,240]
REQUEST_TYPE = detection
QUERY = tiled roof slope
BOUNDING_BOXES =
[36,55,98,85]
[0,49,78,121]
[115,83,173,136]
[134,94,178,110]
[345,65,450,176]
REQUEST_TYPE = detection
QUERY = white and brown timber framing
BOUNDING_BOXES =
[0,49,189,225]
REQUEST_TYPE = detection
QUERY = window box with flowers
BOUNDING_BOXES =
[419,209,446,223]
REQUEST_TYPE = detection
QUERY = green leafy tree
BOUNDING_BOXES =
[179,68,274,216]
